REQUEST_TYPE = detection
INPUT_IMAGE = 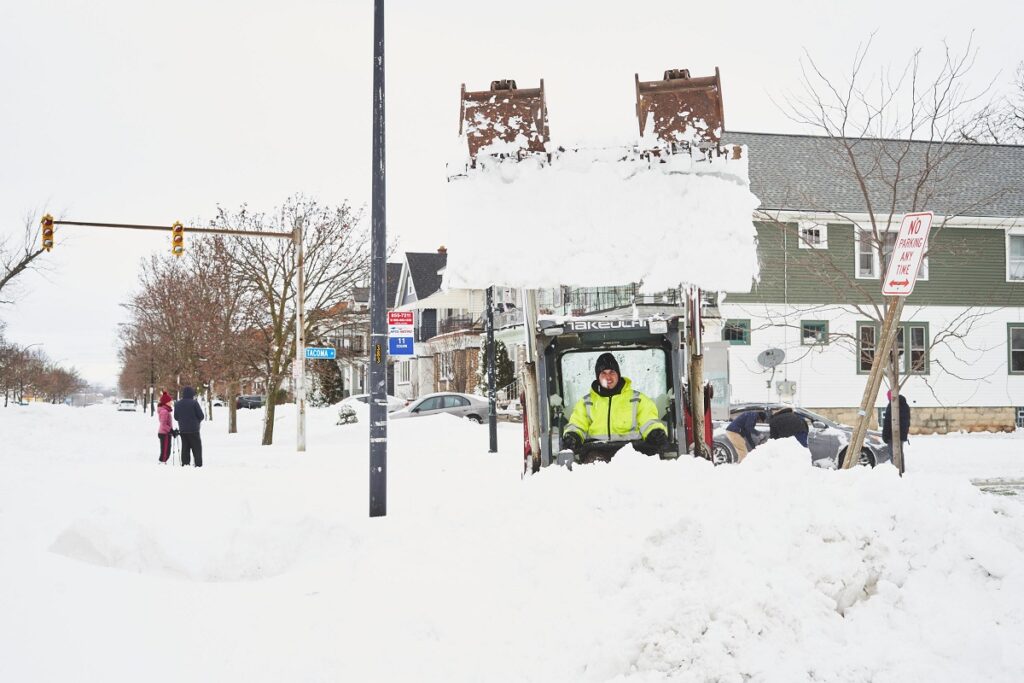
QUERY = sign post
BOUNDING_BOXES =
[844,212,932,471]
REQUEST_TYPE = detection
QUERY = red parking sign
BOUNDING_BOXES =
[387,311,414,325]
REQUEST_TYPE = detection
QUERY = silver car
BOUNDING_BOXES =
[712,403,891,468]
[339,393,408,413]
[390,392,489,422]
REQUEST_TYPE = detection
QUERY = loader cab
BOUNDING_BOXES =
[534,316,687,467]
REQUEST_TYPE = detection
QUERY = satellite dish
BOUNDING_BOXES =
[757,348,785,369]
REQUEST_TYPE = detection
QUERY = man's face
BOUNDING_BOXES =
[598,368,619,389]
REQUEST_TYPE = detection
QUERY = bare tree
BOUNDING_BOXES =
[1,212,50,305]
[216,196,369,445]
[747,35,1020,410]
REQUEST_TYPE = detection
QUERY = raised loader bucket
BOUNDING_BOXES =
[635,68,725,149]
[460,79,550,160]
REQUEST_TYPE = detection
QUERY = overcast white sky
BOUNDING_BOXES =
[2,0,1022,386]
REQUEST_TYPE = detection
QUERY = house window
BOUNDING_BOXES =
[1009,235,1024,281]
[798,221,828,249]
[858,321,929,374]
[438,351,454,380]
[855,227,928,280]
[1010,325,1024,374]
[722,319,750,345]
[397,360,411,384]
[857,322,877,373]
[1016,407,1024,429]
[800,320,829,345]
[352,335,365,354]
[893,325,929,374]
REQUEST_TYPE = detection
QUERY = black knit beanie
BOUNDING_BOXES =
[594,352,620,379]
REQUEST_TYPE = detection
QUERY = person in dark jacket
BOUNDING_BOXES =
[174,386,205,467]
[725,410,768,462]
[768,406,809,447]
[882,390,911,445]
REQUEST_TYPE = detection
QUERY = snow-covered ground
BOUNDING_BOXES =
[2,403,1023,682]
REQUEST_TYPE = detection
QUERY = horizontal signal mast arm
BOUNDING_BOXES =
[52,220,294,239]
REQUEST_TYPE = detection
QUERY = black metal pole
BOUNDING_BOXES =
[487,286,497,452]
[368,0,388,517]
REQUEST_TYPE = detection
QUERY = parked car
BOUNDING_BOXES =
[390,392,489,422]
[711,402,891,468]
[117,399,138,412]
[339,393,408,413]
[212,398,226,407]
[236,395,265,409]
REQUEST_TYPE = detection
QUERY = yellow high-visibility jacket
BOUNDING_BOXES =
[564,377,666,442]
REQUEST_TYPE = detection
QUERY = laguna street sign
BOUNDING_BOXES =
[882,212,933,296]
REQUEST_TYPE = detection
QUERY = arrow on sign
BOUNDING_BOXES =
[888,279,909,288]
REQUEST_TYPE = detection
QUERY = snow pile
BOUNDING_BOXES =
[443,142,760,293]
[2,404,1024,681]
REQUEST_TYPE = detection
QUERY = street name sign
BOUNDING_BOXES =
[882,212,933,296]
[304,347,337,360]
[387,310,415,357]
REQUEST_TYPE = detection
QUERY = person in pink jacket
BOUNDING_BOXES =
[157,391,175,463]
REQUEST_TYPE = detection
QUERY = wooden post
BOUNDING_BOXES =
[520,289,542,474]
[844,297,905,469]
[687,287,708,459]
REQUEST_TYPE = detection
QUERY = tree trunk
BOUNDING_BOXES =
[261,376,282,445]
[228,379,239,434]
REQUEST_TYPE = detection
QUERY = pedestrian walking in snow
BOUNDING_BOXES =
[174,386,205,467]
[562,352,668,463]
[157,391,175,463]
[725,410,767,462]
[768,406,809,447]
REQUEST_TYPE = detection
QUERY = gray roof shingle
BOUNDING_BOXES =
[406,252,447,299]
[725,132,1024,219]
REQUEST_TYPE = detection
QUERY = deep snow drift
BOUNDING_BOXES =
[1,403,1023,682]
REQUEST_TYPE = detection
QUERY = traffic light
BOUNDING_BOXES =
[171,221,184,257]
[41,214,54,252]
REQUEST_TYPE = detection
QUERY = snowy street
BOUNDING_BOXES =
[2,403,1022,682]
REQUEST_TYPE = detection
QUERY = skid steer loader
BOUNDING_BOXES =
[455,68,728,473]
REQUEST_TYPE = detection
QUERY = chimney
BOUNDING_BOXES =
[437,245,447,254]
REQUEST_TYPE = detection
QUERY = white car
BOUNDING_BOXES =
[390,392,489,422]
[339,393,408,413]
[117,399,138,412]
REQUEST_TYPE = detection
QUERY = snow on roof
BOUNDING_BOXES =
[443,144,760,293]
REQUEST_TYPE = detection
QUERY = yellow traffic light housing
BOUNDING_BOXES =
[171,221,184,257]
[41,214,55,251]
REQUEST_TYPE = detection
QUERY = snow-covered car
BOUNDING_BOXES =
[117,399,137,412]
[389,392,489,422]
[339,393,408,413]
[711,403,891,468]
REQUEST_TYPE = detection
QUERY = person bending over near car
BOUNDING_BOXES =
[174,386,205,467]
[768,406,809,447]
[725,410,767,462]
[562,353,668,463]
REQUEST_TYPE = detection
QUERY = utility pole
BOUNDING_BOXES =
[368,0,388,517]
[294,220,306,452]
[486,286,497,453]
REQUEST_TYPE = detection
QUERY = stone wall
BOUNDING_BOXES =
[811,406,1018,435]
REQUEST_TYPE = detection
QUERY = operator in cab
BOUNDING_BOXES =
[562,353,668,463]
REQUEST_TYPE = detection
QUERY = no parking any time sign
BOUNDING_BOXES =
[882,212,933,297]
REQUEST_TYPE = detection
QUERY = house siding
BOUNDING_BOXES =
[725,222,1024,307]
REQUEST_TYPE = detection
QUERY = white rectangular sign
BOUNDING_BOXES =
[387,310,415,357]
[882,212,933,297]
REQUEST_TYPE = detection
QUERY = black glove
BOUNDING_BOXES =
[171,429,180,438]
[562,432,583,454]
[643,429,668,453]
